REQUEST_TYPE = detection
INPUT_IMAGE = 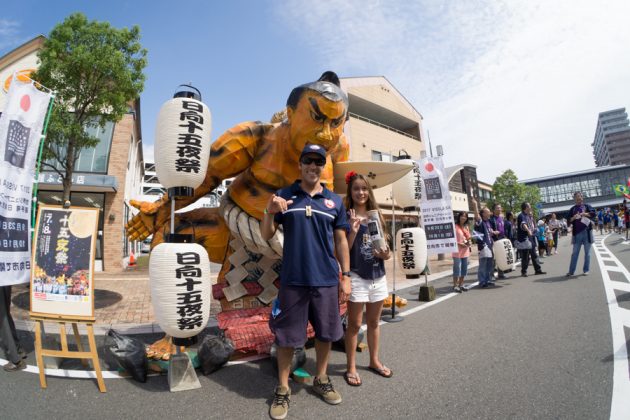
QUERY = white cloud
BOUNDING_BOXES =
[275,0,630,182]
[0,19,22,51]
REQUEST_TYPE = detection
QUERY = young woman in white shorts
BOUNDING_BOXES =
[343,171,392,386]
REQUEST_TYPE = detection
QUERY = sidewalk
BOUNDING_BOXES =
[11,253,474,333]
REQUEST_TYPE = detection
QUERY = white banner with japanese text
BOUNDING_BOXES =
[0,76,52,285]
[418,157,457,255]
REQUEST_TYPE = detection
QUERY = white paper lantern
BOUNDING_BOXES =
[149,242,211,338]
[493,238,516,272]
[154,96,212,190]
[396,227,428,275]
[392,159,422,209]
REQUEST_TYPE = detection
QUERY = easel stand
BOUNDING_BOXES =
[30,313,106,393]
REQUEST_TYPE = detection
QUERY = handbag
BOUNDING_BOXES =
[514,238,532,250]
[479,245,493,258]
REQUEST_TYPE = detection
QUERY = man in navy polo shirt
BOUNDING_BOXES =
[261,143,351,419]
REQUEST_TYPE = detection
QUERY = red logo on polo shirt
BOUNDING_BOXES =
[324,199,335,209]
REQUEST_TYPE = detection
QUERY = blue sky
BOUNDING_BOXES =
[2,0,630,182]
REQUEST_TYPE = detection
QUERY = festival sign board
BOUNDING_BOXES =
[418,157,457,255]
[0,76,53,286]
[30,205,99,318]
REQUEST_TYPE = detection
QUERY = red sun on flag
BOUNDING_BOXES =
[425,162,434,172]
[20,95,31,112]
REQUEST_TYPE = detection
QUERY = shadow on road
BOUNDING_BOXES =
[12,289,123,311]
[533,275,571,283]
[601,333,630,364]
[607,238,625,246]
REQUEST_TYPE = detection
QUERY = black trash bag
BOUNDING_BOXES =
[333,312,364,352]
[107,329,148,383]
[198,333,235,375]
[270,344,307,373]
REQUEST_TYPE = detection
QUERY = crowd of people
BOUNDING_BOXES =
[450,191,620,291]
[595,202,630,237]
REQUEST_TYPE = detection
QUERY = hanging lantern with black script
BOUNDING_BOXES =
[154,85,211,197]
[392,152,421,211]
[149,242,212,339]
[396,227,428,277]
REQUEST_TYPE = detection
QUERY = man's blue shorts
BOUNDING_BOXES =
[269,284,343,348]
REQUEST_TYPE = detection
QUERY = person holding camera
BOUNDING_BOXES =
[566,192,596,277]
[343,171,392,387]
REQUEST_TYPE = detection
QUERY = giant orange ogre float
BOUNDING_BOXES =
[126,72,350,359]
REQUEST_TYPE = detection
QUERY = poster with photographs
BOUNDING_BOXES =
[30,205,99,318]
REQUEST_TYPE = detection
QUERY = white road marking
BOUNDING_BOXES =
[0,264,499,381]
[0,359,128,379]
[0,352,270,379]
[592,234,630,420]
[364,282,480,332]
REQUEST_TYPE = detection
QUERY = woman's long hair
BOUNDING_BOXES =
[455,211,469,227]
[344,173,390,241]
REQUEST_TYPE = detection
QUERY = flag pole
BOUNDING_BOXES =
[28,74,56,230]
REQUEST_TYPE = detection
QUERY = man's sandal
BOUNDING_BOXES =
[343,371,362,386]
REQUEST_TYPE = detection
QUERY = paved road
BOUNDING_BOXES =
[1,233,628,419]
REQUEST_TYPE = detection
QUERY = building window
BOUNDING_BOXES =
[371,150,392,162]
[44,120,115,174]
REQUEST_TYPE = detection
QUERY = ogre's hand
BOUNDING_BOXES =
[126,199,170,241]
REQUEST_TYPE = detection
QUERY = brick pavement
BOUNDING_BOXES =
[11,254,475,328]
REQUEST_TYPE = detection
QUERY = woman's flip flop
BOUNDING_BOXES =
[368,365,393,378]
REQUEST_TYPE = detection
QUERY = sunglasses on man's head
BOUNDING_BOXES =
[301,156,326,167]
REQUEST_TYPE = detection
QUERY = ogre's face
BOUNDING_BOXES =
[287,90,346,153]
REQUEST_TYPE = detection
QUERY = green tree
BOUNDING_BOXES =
[492,169,543,218]
[492,169,524,213]
[32,13,147,203]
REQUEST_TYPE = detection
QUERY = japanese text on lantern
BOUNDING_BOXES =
[503,241,514,265]
[55,214,70,265]
[175,252,204,330]
[412,164,422,201]
[400,231,416,270]
[176,101,204,173]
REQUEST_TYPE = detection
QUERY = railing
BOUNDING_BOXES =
[349,112,420,140]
